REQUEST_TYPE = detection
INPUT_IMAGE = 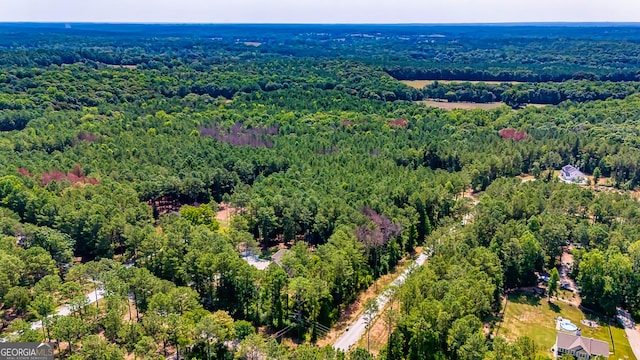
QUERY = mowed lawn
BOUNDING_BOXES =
[496,293,636,360]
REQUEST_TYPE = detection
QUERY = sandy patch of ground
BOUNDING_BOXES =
[216,202,237,228]
[526,103,549,108]
[517,174,537,182]
[629,190,640,201]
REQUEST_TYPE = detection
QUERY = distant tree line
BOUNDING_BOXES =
[418,80,640,106]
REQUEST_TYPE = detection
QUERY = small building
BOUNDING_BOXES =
[560,165,587,184]
[270,249,289,267]
[554,333,609,359]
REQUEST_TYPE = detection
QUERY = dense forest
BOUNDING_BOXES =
[1,23,640,360]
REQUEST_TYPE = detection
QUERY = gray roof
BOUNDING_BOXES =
[556,333,609,357]
[562,165,584,176]
[561,165,586,183]
[270,249,289,266]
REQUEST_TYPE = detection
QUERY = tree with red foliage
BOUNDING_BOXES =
[40,165,98,187]
[498,128,527,141]
[388,119,408,128]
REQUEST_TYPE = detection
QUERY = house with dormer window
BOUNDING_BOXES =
[554,333,609,359]
[560,165,587,184]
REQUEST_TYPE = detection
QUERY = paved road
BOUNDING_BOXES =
[30,286,106,330]
[617,309,640,360]
[28,262,138,331]
[0,263,136,340]
[333,250,431,352]
[332,195,480,353]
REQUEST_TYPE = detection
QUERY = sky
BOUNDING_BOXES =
[1,0,639,24]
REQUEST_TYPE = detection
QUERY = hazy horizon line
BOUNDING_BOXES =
[2,21,640,26]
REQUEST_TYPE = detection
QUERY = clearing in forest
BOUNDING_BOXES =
[401,80,522,88]
[104,64,138,69]
[215,202,237,228]
[417,100,507,110]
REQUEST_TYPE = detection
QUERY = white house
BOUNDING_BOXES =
[554,333,609,359]
[560,165,587,184]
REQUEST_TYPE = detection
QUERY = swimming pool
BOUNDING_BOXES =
[560,320,578,332]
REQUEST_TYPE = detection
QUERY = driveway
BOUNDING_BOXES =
[559,249,578,294]
[617,308,640,360]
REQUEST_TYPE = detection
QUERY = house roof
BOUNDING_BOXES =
[561,165,586,182]
[562,165,583,175]
[556,333,609,357]
[270,249,289,266]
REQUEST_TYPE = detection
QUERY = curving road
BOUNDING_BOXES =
[30,286,106,330]
[29,261,135,331]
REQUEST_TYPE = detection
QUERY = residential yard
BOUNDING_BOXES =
[495,292,636,360]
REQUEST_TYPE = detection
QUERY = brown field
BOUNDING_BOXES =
[417,99,507,110]
[401,80,523,88]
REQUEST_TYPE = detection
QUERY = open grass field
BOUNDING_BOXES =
[496,292,636,360]
[417,100,549,111]
[401,80,522,88]
[417,99,508,110]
